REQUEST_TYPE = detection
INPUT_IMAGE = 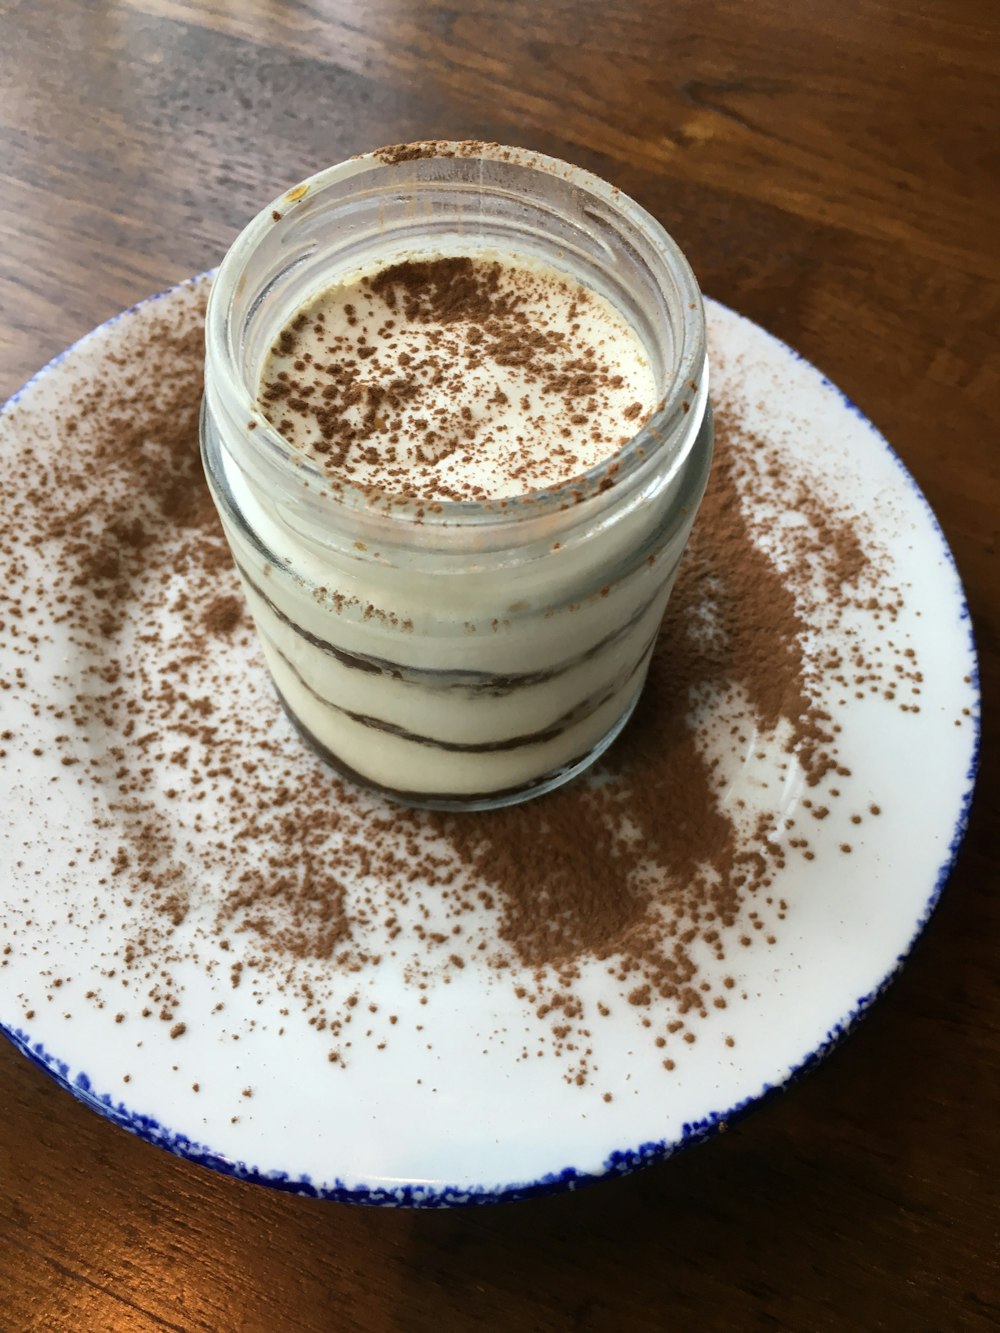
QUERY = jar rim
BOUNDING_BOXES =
[205,140,708,529]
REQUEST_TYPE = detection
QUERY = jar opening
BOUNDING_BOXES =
[204,142,708,532]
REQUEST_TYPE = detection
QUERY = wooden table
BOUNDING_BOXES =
[1,2,996,1328]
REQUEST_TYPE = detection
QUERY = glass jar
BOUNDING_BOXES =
[201,142,712,810]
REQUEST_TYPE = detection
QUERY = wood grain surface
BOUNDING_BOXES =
[1,1,997,1329]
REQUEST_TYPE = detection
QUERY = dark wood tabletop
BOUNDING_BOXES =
[1,1,997,1329]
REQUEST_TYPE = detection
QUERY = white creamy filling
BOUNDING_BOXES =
[256,250,658,502]
[221,247,687,796]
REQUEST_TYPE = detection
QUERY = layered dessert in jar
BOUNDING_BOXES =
[201,143,712,808]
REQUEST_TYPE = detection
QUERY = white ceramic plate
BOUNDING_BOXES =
[0,277,979,1204]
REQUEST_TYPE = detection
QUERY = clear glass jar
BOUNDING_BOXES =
[201,142,712,810]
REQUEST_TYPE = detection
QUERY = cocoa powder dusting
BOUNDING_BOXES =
[370,140,502,167]
[0,281,931,1097]
[257,254,655,503]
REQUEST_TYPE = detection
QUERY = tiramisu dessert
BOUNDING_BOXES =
[202,143,712,807]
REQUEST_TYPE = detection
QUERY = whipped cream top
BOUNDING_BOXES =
[257,252,657,503]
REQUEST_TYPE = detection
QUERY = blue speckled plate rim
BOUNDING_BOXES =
[0,276,982,1208]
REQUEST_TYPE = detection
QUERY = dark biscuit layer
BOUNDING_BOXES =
[264,629,655,754]
[236,555,673,694]
[274,688,606,808]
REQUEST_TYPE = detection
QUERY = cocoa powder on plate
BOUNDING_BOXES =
[0,282,926,1087]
